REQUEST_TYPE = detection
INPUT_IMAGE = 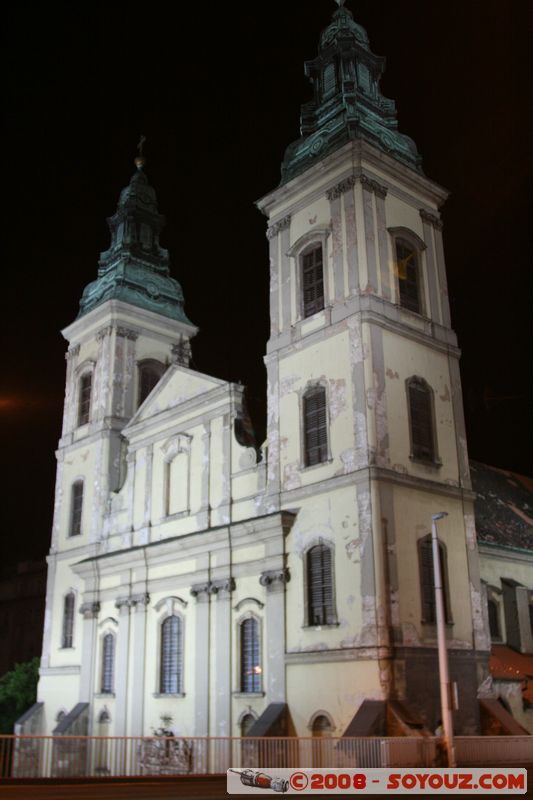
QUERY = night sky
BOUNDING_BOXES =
[3,1,530,567]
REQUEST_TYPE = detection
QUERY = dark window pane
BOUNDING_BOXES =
[488,600,500,639]
[307,545,335,625]
[70,481,84,537]
[138,362,164,407]
[302,246,324,318]
[160,616,183,694]
[101,633,115,693]
[78,373,92,426]
[241,618,261,693]
[62,593,75,648]
[396,240,421,314]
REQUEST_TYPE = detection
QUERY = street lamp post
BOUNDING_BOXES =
[431,511,456,767]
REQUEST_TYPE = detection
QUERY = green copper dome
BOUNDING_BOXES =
[78,164,193,324]
[280,3,422,184]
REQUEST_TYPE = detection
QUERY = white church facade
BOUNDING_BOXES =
[31,4,492,741]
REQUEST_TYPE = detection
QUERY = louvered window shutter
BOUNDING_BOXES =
[396,240,421,314]
[101,633,115,693]
[409,380,434,461]
[304,388,328,466]
[78,373,92,426]
[302,246,324,318]
[307,545,335,625]
[241,618,261,693]
[160,616,183,694]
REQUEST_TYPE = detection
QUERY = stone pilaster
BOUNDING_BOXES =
[212,578,235,736]
[130,593,150,736]
[190,584,210,735]
[78,601,100,704]
[260,569,290,702]
[114,597,131,736]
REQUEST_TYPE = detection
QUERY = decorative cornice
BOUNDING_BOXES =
[360,175,388,198]
[420,209,443,230]
[267,215,291,240]
[116,326,139,341]
[259,567,290,589]
[79,601,100,619]
[115,593,150,611]
[190,583,210,600]
[326,175,356,200]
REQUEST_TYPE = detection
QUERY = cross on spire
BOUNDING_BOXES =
[335,0,346,7]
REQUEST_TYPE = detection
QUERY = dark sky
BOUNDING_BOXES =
[2,1,531,566]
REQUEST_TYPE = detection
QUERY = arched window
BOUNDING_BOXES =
[70,481,84,537]
[302,244,324,318]
[407,377,436,463]
[62,592,75,648]
[138,360,165,407]
[418,536,452,625]
[101,633,115,694]
[303,386,328,467]
[312,714,334,737]
[160,615,183,694]
[240,618,261,693]
[307,544,336,626]
[488,599,500,639]
[78,372,92,426]
[240,713,256,737]
[395,238,421,314]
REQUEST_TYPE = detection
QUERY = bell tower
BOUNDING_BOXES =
[257,2,489,733]
[39,153,197,724]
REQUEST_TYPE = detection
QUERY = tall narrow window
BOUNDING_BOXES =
[302,245,324,318]
[138,360,165,407]
[240,618,261,693]
[396,239,421,313]
[488,599,500,640]
[101,633,115,694]
[62,593,75,648]
[78,373,92,426]
[70,481,84,537]
[407,377,436,462]
[307,544,335,626]
[303,387,328,466]
[160,615,183,694]
[418,536,451,624]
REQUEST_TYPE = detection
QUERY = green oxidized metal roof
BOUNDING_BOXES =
[78,163,193,324]
[280,3,422,184]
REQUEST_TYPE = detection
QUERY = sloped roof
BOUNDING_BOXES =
[490,645,533,705]
[470,461,533,552]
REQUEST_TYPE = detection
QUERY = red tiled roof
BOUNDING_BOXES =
[490,645,533,704]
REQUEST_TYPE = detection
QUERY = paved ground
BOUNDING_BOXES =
[0,773,531,800]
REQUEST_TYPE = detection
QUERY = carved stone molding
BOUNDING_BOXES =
[190,577,236,600]
[326,175,356,201]
[116,326,139,341]
[171,340,191,366]
[259,568,290,591]
[420,209,443,230]
[267,215,291,240]
[65,344,80,361]
[96,325,114,341]
[360,175,388,198]
[79,601,100,620]
[115,593,149,613]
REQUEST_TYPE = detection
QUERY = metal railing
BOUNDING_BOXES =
[0,734,531,779]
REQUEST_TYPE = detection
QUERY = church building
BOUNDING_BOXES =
[29,3,491,741]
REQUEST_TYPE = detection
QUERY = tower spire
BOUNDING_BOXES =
[280,4,421,183]
[77,156,193,324]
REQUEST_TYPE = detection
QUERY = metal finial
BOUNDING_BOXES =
[335,0,346,7]
[135,135,147,169]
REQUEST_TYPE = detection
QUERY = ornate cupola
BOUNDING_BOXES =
[281,0,422,183]
[78,146,192,324]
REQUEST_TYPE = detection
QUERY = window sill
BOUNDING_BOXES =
[303,622,339,630]
[233,692,265,699]
[409,455,442,469]
[300,457,333,473]
[59,646,75,651]
[94,692,115,699]
[152,692,186,698]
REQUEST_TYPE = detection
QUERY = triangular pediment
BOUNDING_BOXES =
[125,364,228,428]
